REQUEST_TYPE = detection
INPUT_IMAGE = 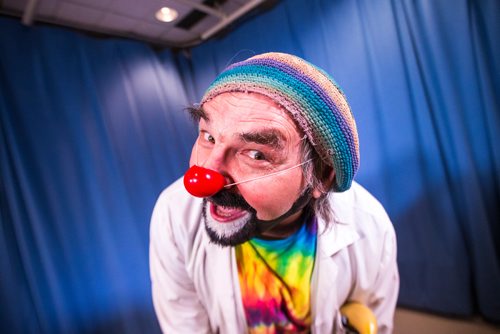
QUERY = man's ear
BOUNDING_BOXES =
[312,167,335,199]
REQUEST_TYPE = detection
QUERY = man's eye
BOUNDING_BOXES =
[248,150,266,161]
[202,132,215,143]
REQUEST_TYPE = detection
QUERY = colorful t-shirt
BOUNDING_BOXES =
[235,217,318,333]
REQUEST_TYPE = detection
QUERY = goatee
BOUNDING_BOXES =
[202,188,313,247]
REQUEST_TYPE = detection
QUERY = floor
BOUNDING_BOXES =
[394,308,500,334]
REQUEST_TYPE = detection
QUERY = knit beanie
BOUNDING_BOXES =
[201,52,359,192]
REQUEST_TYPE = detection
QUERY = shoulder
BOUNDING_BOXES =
[323,183,399,329]
[329,181,392,233]
[318,181,395,256]
[150,177,204,244]
[153,177,203,220]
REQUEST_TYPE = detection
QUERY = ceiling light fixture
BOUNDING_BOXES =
[155,7,178,22]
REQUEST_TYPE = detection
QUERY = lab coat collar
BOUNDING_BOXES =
[317,202,360,257]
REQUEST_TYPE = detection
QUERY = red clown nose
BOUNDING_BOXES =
[183,165,226,197]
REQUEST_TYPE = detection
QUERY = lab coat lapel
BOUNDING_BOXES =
[312,246,339,333]
[312,215,360,332]
[206,239,246,333]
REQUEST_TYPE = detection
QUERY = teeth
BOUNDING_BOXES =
[210,203,248,223]
[216,206,237,217]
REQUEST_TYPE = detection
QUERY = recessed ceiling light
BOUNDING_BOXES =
[155,7,178,23]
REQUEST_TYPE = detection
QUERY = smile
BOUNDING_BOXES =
[209,202,249,223]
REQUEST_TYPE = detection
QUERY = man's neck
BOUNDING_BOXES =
[258,210,306,240]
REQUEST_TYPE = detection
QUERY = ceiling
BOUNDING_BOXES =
[0,0,277,48]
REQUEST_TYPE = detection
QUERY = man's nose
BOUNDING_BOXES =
[200,146,234,183]
[184,145,231,197]
[199,145,226,171]
[183,165,226,197]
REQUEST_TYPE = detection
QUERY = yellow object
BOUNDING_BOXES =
[340,302,378,334]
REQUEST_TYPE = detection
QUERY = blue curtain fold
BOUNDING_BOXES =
[177,0,500,322]
[0,17,195,333]
[0,0,499,332]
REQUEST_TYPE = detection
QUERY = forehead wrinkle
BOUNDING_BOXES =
[238,128,286,150]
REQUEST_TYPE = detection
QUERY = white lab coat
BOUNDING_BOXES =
[150,178,399,333]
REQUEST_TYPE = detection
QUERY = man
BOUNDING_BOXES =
[150,52,399,333]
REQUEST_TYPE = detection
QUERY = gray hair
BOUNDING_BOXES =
[299,138,334,224]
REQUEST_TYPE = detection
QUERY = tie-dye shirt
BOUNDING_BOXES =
[235,217,318,333]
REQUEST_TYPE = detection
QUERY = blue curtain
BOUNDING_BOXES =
[1,0,499,332]
[177,0,500,322]
[0,17,195,333]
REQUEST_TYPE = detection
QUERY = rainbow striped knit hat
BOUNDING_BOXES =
[201,52,359,192]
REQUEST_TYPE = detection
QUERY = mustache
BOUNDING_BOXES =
[208,190,253,211]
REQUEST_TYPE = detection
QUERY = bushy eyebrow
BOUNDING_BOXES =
[239,129,285,150]
[186,105,209,123]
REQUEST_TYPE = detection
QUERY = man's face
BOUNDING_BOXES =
[190,92,309,246]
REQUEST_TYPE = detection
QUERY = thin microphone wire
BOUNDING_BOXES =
[194,137,313,187]
[224,159,313,187]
